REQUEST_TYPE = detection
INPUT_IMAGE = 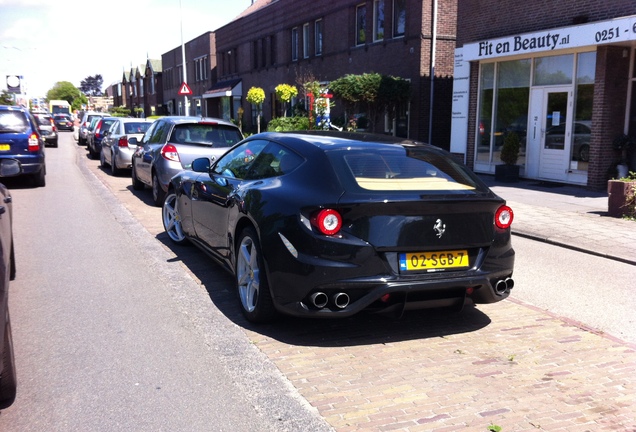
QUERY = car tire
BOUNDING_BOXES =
[131,165,144,191]
[0,306,17,410]
[235,227,277,323]
[151,172,166,207]
[162,191,188,245]
[99,150,108,168]
[579,144,590,163]
[32,168,45,187]
[110,153,120,176]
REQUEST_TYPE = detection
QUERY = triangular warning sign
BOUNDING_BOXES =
[178,82,192,95]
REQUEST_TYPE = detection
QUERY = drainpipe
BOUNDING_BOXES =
[428,0,438,145]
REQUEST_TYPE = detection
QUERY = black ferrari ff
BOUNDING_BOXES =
[163,131,515,323]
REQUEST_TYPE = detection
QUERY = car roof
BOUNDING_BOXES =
[159,116,238,128]
[254,131,430,152]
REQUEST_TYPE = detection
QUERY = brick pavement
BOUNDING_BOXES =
[84,150,636,432]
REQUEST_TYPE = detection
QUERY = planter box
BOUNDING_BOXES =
[494,164,520,183]
[607,180,636,218]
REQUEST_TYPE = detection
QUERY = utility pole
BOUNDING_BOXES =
[180,0,189,116]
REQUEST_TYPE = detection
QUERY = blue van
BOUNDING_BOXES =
[0,105,46,187]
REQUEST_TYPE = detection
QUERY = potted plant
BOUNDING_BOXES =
[495,131,520,182]
[608,170,636,218]
[612,134,636,178]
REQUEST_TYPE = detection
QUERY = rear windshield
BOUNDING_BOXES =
[169,124,242,148]
[35,115,52,126]
[0,111,29,133]
[124,122,151,134]
[333,145,487,194]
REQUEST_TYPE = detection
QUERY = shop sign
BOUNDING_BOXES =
[463,14,636,60]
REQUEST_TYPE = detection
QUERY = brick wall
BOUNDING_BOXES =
[589,46,631,190]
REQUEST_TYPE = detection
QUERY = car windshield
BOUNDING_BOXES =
[0,111,29,133]
[332,145,487,194]
[124,122,151,134]
[169,124,242,148]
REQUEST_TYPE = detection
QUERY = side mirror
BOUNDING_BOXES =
[191,157,211,173]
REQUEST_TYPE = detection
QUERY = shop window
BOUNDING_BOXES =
[393,0,406,38]
[356,4,366,46]
[476,63,494,163]
[571,51,596,170]
[374,0,385,42]
[533,54,574,86]
[477,60,531,165]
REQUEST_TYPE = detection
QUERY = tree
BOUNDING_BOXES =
[80,74,103,96]
[274,84,298,117]
[246,87,265,133]
[46,81,81,104]
[0,90,14,105]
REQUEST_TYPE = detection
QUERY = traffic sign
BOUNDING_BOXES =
[178,82,193,96]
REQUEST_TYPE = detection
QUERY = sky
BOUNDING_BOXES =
[0,0,253,97]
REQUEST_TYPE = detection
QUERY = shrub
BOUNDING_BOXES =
[266,116,310,132]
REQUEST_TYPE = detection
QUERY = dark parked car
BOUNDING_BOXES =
[87,116,117,159]
[132,116,243,206]
[163,131,515,323]
[53,114,74,131]
[0,105,46,187]
[33,113,58,147]
[0,181,17,409]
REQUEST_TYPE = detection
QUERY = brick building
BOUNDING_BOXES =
[162,31,216,117]
[213,0,457,147]
[451,1,636,189]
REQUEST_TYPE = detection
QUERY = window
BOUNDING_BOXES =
[393,0,406,37]
[374,0,385,42]
[195,57,208,81]
[356,4,366,45]
[315,19,323,56]
[253,40,259,69]
[271,35,277,65]
[303,23,310,59]
[477,60,531,165]
[534,54,574,86]
[291,27,299,61]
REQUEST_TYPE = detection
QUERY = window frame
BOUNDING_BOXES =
[291,27,299,61]
[356,3,366,46]
[315,19,323,56]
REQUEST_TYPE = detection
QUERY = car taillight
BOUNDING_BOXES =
[311,209,342,235]
[49,118,57,132]
[161,144,180,162]
[118,137,129,147]
[495,205,514,229]
[28,133,40,151]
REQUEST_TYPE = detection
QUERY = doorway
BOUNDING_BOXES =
[527,87,573,181]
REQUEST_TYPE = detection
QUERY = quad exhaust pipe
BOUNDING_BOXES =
[495,277,514,294]
[309,292,350,309]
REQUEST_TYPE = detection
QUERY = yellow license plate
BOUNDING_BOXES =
[0,144,10,151]
[399,250,469,271]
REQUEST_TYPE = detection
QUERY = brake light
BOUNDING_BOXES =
[94,120,102,138]
[161,144,180,162]
[311,209,342,235]
[118,137,128,147]
[28,133,40,151]
[49,118,57,132]
[495,205,514,229]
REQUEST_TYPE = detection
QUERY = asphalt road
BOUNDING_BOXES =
[0,131,332,432]
[1,130,634,431]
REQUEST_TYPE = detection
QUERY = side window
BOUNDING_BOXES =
[148,121,169,144]
[140,121,157,144]
[247,143,303,179]
[212,139,269,179]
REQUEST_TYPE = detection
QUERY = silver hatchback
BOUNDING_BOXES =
[100,118,154,176]
[131,116,243,206]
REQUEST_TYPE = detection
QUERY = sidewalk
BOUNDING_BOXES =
[479,175,636,266]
